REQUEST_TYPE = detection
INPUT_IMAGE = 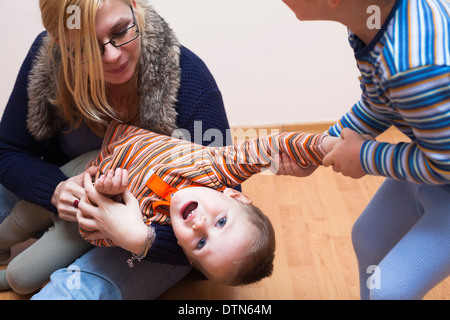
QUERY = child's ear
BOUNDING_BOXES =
[223,188,253,204]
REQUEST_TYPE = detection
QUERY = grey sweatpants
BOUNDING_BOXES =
[0,151,98,294]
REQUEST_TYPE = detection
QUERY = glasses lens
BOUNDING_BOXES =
[113,25,139,46]
[99,24,139,55]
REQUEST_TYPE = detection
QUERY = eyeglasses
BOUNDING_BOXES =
[99,5,140,55]
[68,5,140,60]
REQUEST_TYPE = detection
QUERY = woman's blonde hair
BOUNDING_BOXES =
[39,0,146,136]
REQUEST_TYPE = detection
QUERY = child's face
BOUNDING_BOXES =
[170,187,255,281]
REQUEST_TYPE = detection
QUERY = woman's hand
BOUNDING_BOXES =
[77,173,149,254]
[51,166,98,222]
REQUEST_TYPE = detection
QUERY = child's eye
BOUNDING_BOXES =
[197,238,206,249]
[216,217,227,228]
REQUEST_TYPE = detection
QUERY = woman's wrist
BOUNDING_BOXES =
[127,224,155,268]
[50,182,62,208]
[127,223,152,254]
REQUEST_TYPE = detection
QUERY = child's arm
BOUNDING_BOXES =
[328,66,450,184]
[94,168,129,196]
[271,134,340,177]
[205,132,337,187]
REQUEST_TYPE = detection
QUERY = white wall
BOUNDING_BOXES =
[0,1,44,117]
[0,0,361,127]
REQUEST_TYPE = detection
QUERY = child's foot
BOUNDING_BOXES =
[0,249,11,264]
[0,269,11,291]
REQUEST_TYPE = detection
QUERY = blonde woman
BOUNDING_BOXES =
[0,0,234,299]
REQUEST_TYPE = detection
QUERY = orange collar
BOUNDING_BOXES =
[144,170,201,215]
[145,170,178,202]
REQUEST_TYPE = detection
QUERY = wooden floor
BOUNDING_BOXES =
[1,125,449,300]
[159,125,449,300]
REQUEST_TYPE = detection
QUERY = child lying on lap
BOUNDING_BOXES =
[79,121,339,286]
[0,120,339,292]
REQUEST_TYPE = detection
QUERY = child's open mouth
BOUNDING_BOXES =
[181,201,198,220]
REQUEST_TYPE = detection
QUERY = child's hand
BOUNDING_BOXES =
[78,173,149,255]
[323,128,374,179]
[95,168,129,196]
[321,135,341,154]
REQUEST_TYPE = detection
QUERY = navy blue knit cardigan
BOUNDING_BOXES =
[0,32,234,266]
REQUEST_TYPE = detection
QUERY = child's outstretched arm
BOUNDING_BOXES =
[327,66,450,184]
[273,134,340,177]
[206,132,339,186]
[94,168,129,196]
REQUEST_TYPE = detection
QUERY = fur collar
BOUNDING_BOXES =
[27,0,181,140]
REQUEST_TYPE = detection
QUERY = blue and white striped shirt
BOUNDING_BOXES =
[328,0,450,184]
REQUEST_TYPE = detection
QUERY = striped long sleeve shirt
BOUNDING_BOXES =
[328,0,450,184]
[84,121,325,246]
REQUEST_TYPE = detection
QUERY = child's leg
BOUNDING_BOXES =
[0,202,54,291]
[369,184,450,300]
[0,151,98,293]
[351,179,422,299]
[4,215,92,294]
[0,201,53,263]
[0,150,98,262]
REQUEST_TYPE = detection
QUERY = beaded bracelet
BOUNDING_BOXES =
[127,225,155,268]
